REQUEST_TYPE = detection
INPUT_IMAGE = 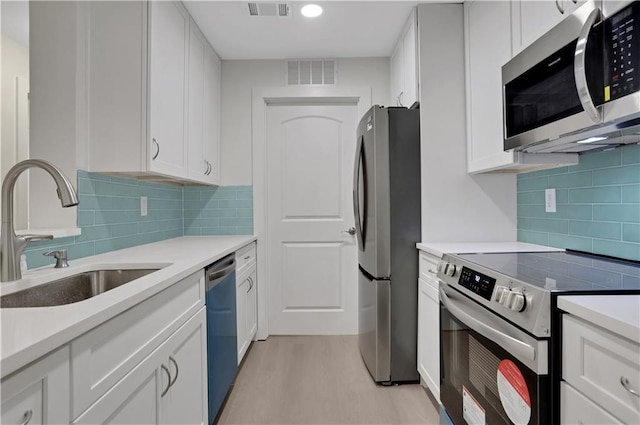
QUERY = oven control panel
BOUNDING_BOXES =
[458,267,496,301]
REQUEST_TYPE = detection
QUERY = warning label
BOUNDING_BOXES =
[497,359,531,425]
[462,386,486,425]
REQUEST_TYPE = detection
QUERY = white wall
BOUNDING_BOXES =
[418,4,517,242]
[220,57,390,185]
[1,35,30,179]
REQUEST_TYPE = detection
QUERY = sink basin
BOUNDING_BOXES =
[0,268,160,308]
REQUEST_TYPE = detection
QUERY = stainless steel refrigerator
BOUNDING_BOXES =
[353,105,421,384]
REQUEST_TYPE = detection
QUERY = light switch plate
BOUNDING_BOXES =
[140,196,148,216]
[545,188,556,213]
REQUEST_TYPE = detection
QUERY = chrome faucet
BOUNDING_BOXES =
[1,160,79,282]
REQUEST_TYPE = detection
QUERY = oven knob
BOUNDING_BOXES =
[506,291,526,312]
[493,286,509,303]
[444,263,457,277]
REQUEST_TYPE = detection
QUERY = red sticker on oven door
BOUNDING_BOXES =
[497,359,531,425]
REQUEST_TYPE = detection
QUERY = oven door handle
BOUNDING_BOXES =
[440,287,536,362]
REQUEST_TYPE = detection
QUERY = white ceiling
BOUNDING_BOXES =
[183,1,421,60]
[1,1,432,60]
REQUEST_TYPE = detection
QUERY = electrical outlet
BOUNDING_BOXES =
[545,188,556,213]
[140,196,148,216]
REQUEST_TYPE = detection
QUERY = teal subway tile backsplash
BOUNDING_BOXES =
[518,144,640,261]
[183,186,253,236]
[24,171,254,270]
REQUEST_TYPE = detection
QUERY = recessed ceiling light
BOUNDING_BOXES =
[577,136,608,144]
[301,4,322,18]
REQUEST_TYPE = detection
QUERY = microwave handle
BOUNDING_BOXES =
[574,7,602,123]
[440,286,536,362]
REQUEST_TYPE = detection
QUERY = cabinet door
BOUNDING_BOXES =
[390,43,404,106]
[512,0,586,55]
[236,273,249,364]
[1,348,69,425]
[160,308,208,425]
[203,45,221,185]
[418,277,440,402]
[187,20,207,183]
[402,13,418,108]
[148,1,189,178]
[464,1,516,173]
[246,268,258,342]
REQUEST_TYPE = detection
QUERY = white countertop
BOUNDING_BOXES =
[558,295,640,343]
[416,241,563,257]
[0,235,256,378]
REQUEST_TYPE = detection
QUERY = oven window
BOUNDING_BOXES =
[440,303,549,425]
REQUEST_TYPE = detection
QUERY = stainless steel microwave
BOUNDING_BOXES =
[503,0,640,153]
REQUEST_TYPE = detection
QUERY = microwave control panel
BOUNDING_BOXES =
[605,2,639,101]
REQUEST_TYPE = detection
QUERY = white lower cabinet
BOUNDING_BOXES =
[74,309,207,425]
[1,347,70,425]
[417,250,442,402]
[236,242,258,364]
[562,314,640,425]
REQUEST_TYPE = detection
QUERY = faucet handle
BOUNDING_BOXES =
[22,234,54,243]
[43,249,69,268]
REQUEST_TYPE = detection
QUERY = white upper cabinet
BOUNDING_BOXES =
[188,19,221,185]
[464,0,579,174]
[512,0,587,55]
[148,1,189,178]
[85,1,220,185]
[390,9,419,108]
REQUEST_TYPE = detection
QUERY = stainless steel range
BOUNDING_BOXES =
[437,250,640,425]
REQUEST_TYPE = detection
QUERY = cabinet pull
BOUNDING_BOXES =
[247,276,253,292]
[20,410,33,425]
[555,0,565,14]
[161,364,171,397]
[244,255,251,260]
[169,356,179,388]
[204,159,208,175]
[428,269,437,274]
[621,376,640,398]
[152,138,160,160]
[206,161,211,176]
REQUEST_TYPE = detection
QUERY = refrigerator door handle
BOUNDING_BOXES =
[353,135,366,250]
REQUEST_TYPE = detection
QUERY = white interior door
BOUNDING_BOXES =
[267,103,358,335]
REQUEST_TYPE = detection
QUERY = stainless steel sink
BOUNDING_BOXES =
[0,268,160,308]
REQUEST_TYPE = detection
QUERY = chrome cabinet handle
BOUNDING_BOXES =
[621,377,640,398]
[20,410,33,425]
[555,0,565,14]
[161,364,171,397]
[244,255,251,260]
[428,269,437,274]
[204,159,208,175]
[169,356,179,388]
[247,276,254,292]
[398,91,404,107]
[152,138,160,160]
[574,7,602,123]
[207,161,212,175]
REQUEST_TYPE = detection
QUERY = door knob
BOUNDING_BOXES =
[343,227,356,236]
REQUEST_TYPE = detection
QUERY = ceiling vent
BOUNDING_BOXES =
[248,3,291,17]
[286,59,337,86]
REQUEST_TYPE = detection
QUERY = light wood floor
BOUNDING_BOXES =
[217,335,440,425]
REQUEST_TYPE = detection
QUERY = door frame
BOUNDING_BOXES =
[251,86,371,340]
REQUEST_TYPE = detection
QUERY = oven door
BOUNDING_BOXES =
[439,283,550,425]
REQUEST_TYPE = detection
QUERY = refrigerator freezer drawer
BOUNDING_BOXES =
[358,267,391,382]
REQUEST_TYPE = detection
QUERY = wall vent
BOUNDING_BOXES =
[286,59,337,86]
[248,3,291,17]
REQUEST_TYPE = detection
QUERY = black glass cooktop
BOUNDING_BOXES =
[455,251,640,292]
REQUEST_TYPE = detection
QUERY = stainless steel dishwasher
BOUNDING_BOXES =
[205,253,237,424]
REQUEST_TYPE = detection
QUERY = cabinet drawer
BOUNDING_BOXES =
[1,347,69,425]
[236,242,256,273]
[563,314,640,425]
[418,251,441,284]
[561,382,623,425]
[71,270,204,418]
